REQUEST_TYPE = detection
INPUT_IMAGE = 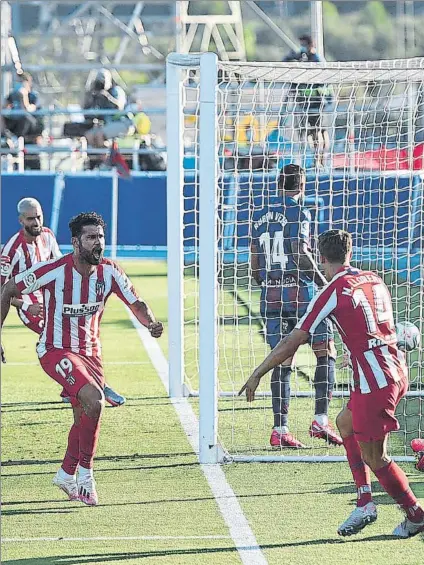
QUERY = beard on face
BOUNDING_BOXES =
[25,225,42,237]
[79,241,104,265]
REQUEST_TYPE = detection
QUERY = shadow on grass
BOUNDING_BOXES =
[2,508,75,517]
[1,487,403,517]
[2,406,72,414]
[3,535,402,565]
[2,452,193,467]
[1,397,170,412]
[2,461,200,480]
[326,482,403,505]
[1,488,334,511]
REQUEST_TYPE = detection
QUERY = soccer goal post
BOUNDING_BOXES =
[166,53,424,464]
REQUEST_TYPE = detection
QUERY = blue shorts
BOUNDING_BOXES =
[260,284,333,350]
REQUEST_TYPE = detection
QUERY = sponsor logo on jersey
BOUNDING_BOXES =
[283,274,297,287]
[62,302,103,317]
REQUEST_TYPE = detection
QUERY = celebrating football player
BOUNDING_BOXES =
[240,229,424,538]
[1,198,125,407]
[1,212,163,505]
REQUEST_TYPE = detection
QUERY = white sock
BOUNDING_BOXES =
[273,426,289,434]
[314,414,328,427]
[58,467,75,480]
[78,466,94,480]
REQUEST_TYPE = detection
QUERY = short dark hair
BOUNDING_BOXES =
[299,35,313,46]
[318,230,352,263]
[278,163,305,192]
[69,212,106,238]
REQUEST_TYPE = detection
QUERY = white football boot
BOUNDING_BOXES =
[337,502,378,536]
[78,476,99,506]
[53,470,79,501]
[392,512,424,538]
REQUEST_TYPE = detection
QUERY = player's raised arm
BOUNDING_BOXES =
[110,262,163,338]
[129,300,164,338]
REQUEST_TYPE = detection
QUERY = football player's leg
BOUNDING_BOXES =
[336,406,373,509]
[103,384,126,407]
[77,382,104,504]
[355,380,424,537]
[53,403,81,501]
[361,436,424,537]
[266,315,305,448]
[309,320,342,445]
[267,316,291,429]
[40,351,104,505]
[336,405,376,536]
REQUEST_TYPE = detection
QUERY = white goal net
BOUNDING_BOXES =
[166,54,424,463]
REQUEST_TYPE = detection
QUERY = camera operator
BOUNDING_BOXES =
[83,69,133,148]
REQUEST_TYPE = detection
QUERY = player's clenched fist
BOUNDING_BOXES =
[28,303,43,317]
[1,343,6,364]
[148,321,164,338]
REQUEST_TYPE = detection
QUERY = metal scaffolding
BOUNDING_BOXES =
[3,1,167,105]
[176,1,246,61]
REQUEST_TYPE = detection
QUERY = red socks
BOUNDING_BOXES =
[374,461,424,522]
[61,423,80,475]
[78,412,102,470]
[343,434,372,507]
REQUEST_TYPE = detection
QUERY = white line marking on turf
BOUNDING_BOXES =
[2,535,231,543]
[126,308,268,565]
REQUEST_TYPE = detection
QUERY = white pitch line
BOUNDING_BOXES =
[2,535,231,543]
[126,308,268,565]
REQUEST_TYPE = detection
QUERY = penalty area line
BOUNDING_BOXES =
[126,307,268,565]
[2,535,232,543]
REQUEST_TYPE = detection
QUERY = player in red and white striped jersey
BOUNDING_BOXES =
[239,229,424,539]
[1,198,125,407]
[1,198,61,333]
[1,212,163,505]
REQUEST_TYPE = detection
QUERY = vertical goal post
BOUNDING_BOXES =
[166,53,424,464]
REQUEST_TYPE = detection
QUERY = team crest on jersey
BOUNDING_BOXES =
[95,281,105,296]
[63,302,103,317]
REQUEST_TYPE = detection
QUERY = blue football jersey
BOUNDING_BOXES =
[251,196,312,286]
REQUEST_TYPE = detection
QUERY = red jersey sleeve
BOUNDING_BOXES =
[1,255,13,286]
[14,259,58,295]
[296,283,338,334]
[110,262,140,306]
[1,234,21,286]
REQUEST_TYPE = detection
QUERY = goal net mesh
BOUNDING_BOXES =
[178,57,424,460]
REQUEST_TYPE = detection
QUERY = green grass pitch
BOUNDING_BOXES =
[1,261,423,564]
